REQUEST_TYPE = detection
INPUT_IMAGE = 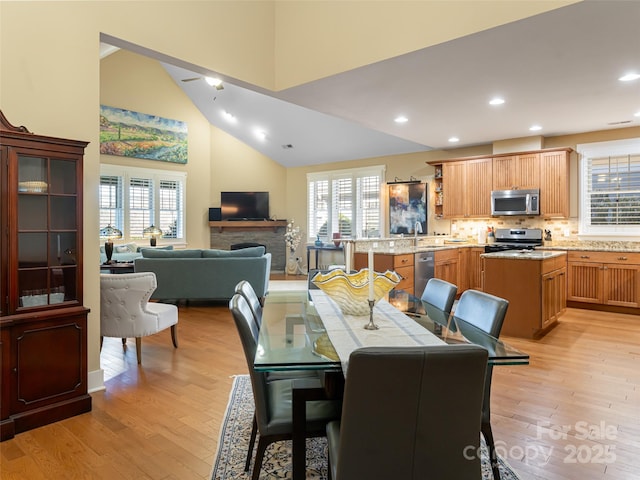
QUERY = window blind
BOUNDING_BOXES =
[99,175,123,229]
[129,177,153,239]
[587,153,640,225]
[307,165,384,240]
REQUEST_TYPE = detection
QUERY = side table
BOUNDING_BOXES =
[100,263,135,274]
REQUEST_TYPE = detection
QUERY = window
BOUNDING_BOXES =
[307,165,385,240]
[99,164,186,243]
[579,138,640,237]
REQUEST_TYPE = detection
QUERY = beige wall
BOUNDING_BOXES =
[101,49,212,248]
[273,0,577,90]
[209,128,287,217]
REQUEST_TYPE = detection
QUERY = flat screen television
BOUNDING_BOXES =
[221,191,270,220]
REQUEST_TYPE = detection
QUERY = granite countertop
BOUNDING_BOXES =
[481,250,567,260]
[351,238,640,255]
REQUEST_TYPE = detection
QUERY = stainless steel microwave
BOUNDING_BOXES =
[491,189,540,216]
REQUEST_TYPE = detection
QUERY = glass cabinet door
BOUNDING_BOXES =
[16,154,78,310]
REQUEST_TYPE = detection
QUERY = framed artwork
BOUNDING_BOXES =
[100,105,188,164]
[389,182,427,235]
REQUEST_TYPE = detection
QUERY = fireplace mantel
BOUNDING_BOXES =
[209,220,287,232]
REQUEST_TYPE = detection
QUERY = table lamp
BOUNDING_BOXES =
[99,224,123,264]
[143,224,163,246]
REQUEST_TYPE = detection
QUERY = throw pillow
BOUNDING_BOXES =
[202,246,265,258]
[114,242,138,253]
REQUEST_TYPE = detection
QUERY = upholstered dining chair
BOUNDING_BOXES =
[326,345,488,480]
[235,280,263,328]
[229,294,341,480]
[100,272,178,365]
[420,277,458,314]
[454,289,509,480]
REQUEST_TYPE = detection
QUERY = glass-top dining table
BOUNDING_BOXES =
[254,288,529,480]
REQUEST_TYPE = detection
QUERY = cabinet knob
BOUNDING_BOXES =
[580,255,590,259]
[618,256,628,261]
[12,367,17,373]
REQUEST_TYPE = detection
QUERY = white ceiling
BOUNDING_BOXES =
[142,1,639,167]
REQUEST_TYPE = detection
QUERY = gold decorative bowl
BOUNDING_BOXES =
[311,268,402,316]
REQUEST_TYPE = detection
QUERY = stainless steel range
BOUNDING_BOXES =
[484,228,543,253]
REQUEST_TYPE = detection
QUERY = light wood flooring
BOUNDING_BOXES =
[1,276,639,480]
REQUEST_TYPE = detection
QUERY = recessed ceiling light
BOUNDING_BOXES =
[448,137,459,143]
[205,76,223,87]
[634,111,640,117]
[618,73,640,82]
[489,98,505,106]
[394,116,408,123]
[529,125,542,131]
[221,110,236,123]
[254,129,267,141]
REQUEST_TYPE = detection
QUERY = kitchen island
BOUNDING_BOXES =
[482,250,567,338]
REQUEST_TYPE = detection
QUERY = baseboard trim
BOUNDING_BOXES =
[88,369,105,393]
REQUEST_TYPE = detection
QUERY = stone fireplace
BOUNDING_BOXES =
[209,220,287,271]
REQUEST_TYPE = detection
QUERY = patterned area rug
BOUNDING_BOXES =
[211,375,521,480]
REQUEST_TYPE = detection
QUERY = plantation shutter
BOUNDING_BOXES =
[307,165,384,240]
[129,177,153,238]
[159,180,182,238]
[308,179,329,239]
[587,153,640,225]
[332,176,353,237]
[99,175,123,230]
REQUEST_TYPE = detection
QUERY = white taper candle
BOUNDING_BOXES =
[368,248,375,301]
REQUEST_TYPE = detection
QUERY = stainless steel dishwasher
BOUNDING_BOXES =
[414,252,435,298]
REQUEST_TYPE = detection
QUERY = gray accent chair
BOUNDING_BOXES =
[229,294,341,480]
[326,345,488,480]
[454,289,509,480]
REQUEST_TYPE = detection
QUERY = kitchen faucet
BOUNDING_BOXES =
[414,221,423,245]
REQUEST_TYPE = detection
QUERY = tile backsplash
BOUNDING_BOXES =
[448,217,579,242]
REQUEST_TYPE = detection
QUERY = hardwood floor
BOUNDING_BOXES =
[1,278,639,479]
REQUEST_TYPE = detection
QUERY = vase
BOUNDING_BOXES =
[332,232,341,247]
[286,253,298,275]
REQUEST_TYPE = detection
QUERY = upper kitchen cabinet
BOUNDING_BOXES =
[0,110,90,441]
[429,147,572,219]
[441,158,492,218]
[492,153,540,190]
[539,149,571,218]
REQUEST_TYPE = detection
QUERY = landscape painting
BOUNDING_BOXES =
[100,105,188,164]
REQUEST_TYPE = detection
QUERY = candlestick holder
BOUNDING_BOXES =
[364,299,379,330]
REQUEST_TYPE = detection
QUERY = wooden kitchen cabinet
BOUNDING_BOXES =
[441,158,492,218]
[0,110,90,441]
[429,147,572,219]
[435,249,459,287]
[567,251,640,308]
[468,247,485,291]
[483,253,567,338]
[354,252,414,295]
[540,149,570,218]
[542,267,566,328]
[492,153,540,190]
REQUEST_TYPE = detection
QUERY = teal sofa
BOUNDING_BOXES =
[133,246,271,301]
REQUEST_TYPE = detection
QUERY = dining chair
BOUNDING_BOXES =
[100,272,178,364]
[229,294,341,480]
[235,280,263,328]
[420,277,458,314]
[326,345,488,480]
[454,289,509,480]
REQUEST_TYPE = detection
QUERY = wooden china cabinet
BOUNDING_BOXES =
[0,110,91,441]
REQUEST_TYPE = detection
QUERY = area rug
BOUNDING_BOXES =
[211,375,521,480]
